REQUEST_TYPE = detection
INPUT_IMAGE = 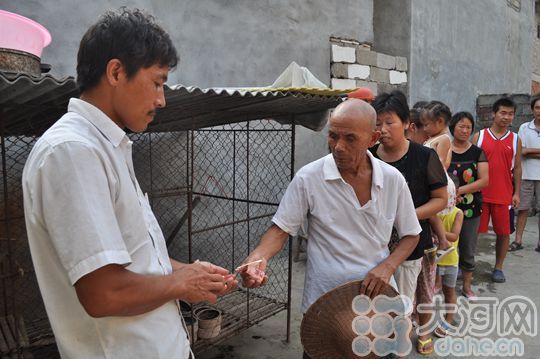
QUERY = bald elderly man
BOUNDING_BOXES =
[240,99,421,312]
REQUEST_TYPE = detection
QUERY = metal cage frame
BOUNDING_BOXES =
[0,121,295,358]
[0,72,342,357]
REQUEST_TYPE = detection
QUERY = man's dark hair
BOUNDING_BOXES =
[449,111,475,136]
[421,100,452,125]
[77,8,179,93]
[492,97,516,113]
[371,90,410,123]
[530,93,540,110]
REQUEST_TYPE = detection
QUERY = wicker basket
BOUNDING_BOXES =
[300,280,399,359]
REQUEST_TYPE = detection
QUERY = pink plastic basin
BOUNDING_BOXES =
[0,10,51,58]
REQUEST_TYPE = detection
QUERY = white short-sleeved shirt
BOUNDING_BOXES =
[272,152,421,312]
[518,120,540,180]
[22,99,190,358]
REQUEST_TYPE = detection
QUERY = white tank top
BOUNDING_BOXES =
[423,133,456,214]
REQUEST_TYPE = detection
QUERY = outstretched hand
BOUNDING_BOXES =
[238,257,268,288]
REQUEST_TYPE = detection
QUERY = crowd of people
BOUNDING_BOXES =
[20,7,540,359]
[243,90,539,356]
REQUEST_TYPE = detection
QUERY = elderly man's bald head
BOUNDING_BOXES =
[330,99,377,129]
[327,99,380,173]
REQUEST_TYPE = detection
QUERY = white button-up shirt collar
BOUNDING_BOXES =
[323,150,384,186]
[322,150,384,210]
[69,98,126,147]
[527,119,540,132]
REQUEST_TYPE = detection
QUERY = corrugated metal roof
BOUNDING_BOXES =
[0,72,345,136]
[231,86,356,96]
[0,72,79,136]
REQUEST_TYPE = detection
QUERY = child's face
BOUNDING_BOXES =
[421,117,444,137]
[408,123,428,144]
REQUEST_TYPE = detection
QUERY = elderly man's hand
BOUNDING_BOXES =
[360,262,394,299]
[238,257,268,288]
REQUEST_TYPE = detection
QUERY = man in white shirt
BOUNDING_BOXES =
[22,8,236,358]
[512,93,540,253]
[239,99,421,311]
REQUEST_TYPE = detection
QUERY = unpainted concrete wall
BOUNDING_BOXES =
[409,0,534,115]
[533,37,540,75]
[372,0,412,59]
[532,2,540,92]
[4,1,535,165]
[0,0,374,170]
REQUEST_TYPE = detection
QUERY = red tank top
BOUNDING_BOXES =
[477,128,517,205]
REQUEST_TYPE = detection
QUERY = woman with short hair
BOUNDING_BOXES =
[371,91,448,355]
[448,111,489,300]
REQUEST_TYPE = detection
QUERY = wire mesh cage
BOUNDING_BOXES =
[0,134,51,357]
[132,119,294,353]
[0,71,345,357]
[0,118,294,356]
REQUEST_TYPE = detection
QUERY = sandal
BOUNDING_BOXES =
[417,337,433,355]
[434,322,452,338]
[462,291,478,301]
[492,269,506,283]
[508,241,524,252]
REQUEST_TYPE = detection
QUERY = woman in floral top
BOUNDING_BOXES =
[448,112,489,300]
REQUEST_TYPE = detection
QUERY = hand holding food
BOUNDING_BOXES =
[237,257,268,288]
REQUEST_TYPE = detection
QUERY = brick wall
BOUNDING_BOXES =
[532,81,540,95]
[329,38,408,96]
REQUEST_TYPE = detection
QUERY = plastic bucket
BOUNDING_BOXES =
[0,10,51,58]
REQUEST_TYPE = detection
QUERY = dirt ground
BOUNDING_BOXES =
[198,215,540,359]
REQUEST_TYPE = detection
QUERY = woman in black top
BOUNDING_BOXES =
[371,91,447,355]
[448,112,489,300]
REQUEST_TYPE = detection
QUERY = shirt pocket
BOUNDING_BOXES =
[373,194,399,245]
[310,202,339,227]
[141,193,172,274]
[375,216,395,246]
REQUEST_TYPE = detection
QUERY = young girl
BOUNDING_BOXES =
[434,175,464,338]
[408,104,428,144]
[421,101,453,170]
[407,101,455,263]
